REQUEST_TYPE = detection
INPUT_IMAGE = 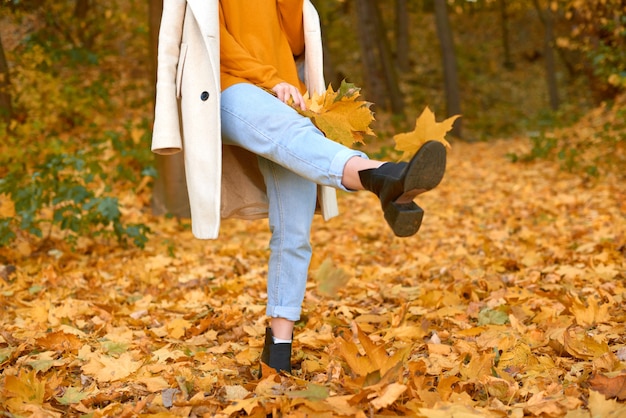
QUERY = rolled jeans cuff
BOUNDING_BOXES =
[266,305,302,322]
[329,148,368,191]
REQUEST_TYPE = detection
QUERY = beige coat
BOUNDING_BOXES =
[152,0,338,239]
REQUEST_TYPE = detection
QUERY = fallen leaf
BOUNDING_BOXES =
[588,373,626,400]
[477,308,510,325]
[221,397,263,415]
[419,404,485,417]
[524,390,582,416]
[166,317,192,339]
[334,323,410,379]
[563,328,611,360]
[223,385,250,401]
[81,352,142,382]
[315,258,350,297]
[569,295,611,326]
[2,368,45,405]
[370,382,407,410]
[137,376,170,392]
[588,390,626,417]
[23,351,66,373]
[288,383,329,401]
[56,387,89,405]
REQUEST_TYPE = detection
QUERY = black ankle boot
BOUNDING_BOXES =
[359,140,446,237]
[260,327,292,376]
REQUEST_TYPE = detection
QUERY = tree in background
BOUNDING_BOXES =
[499,0,514,70]
[395,0,410,73]
[0,32,12,122]
[559,0,625,102]
[355,0,404,116]
[532,0,561,111]
[434,0,462,138]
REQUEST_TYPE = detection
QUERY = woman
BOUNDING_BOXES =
[152,0,446,374]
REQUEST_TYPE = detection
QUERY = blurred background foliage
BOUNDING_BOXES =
[314,0,625,139]
[0,0,624,248]
[0,0,154,247]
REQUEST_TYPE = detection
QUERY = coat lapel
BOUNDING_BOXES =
[187,0,219,38]
[186,0,220,88]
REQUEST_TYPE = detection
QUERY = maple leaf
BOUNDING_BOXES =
[563,327,612,360]
[136,376,170,392]
[419,404,486,417]
[81,351,142,382]
[2,369,45,405]
[370,383,407,410]
[589,373,626,401]
[315,258,349,297]
[56,387,88,405]
[166,317,192,339]
[334,323,410,379]
[300,80,375,146]
[24,351,66,373]
[588,390,626,416]
[287,383,329,401]
[36,330,83,353]
[393,107,459,159]
[221,397,263,416]
[569,294,611,327]
[0,347,12,363]
[477,307,510,325]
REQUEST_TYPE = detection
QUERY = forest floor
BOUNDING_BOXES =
[1,122,625,416]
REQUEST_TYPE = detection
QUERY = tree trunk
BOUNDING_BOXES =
[531,0,560,110]
[321,25,344,89]
[499,0,514,69]
[73,0,89,19]
[433,0,462,138]
[369,0,404,116]
[0,32,12,122]
[395,0,410,72]
[355,0,404,116]
[149,0,191,218]
[543,11,559,111]
[355,0,387,109]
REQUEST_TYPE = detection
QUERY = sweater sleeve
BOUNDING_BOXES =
[277,0,305,56]
[219,3,284,90]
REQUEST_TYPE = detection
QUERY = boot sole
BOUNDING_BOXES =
[385,141,446,237]
[396,141,447,204]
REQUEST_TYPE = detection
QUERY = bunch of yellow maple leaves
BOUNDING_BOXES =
[298,80,458,155]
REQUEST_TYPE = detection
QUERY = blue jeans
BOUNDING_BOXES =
[221,83,366,321]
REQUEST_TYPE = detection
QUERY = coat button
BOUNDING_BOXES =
[200,91,210,101]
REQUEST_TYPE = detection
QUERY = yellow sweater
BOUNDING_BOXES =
[219,0,306,93]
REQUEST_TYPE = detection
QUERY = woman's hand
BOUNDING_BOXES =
[272,82,306,111]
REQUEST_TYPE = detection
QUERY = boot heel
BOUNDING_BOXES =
[384,201,424,237]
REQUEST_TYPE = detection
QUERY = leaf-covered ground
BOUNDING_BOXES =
[1,129,625,416]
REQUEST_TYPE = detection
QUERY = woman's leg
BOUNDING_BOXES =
[257,157,316,327]
[221,84,323,373]
[256,157,316,373]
